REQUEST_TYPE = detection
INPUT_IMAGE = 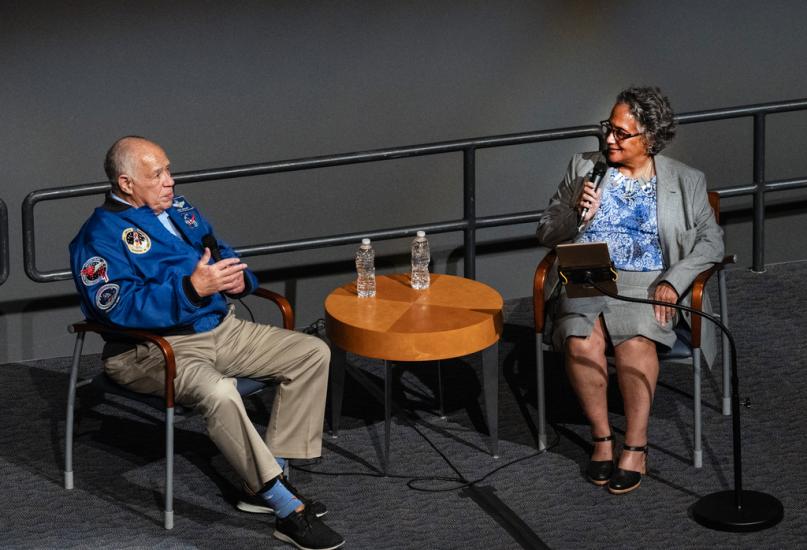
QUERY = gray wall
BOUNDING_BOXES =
[2,0,806,363]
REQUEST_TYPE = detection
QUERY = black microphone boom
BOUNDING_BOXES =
[583,273,784,532]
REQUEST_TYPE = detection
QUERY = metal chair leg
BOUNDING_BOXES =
[693,350,703,468]
[165,407,174,530]
[719,270,732,416]
[65,332,85,490]
[536,334,547,451]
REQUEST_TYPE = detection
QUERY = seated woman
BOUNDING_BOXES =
[536,86,724,494]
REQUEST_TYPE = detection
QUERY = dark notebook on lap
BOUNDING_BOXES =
[556,242,618,298]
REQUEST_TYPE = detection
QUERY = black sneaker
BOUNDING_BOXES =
[283,477,328,518]
[274,509,345,550]
[236,480,328,518]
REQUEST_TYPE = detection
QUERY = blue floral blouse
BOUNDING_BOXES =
[576,167,665,271]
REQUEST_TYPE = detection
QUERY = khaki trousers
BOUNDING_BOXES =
[104,306,330,492]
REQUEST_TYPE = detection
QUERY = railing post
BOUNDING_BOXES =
[21,193,39,282]
[463,147,476,280]
[752,113,766,273]
[0,199,8,285]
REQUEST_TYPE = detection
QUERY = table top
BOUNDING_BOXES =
[324,273,503,361]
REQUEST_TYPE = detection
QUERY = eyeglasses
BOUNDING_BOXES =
[599,120,642,142]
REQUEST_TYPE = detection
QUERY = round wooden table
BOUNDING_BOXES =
[325,272,503,360]
[324,273,503,468]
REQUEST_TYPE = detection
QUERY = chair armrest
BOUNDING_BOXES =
[252,287,295,330]
[689,254,736,348]
[533,249,557,334]
[69,321,178,408]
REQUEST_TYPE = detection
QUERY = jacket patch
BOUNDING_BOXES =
[80,256,109,286]
[95,283,120,311]
[172,196,195,213]
[183,212,199,228]
[122,228,151,254]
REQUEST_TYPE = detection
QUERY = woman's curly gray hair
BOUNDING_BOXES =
[616,86,676,155]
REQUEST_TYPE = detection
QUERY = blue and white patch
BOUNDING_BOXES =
[183,212,199,228]
[172,195,196,213]
[122,227,151,254]
[80,256,109,286]
[95,283,120,311]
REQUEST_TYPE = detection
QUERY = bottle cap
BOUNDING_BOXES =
[361,238,371,245]
[416,231,425,238]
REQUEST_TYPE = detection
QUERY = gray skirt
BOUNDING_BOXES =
[551,269,677,351]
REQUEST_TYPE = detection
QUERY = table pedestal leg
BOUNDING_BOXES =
[482,342,499,458]
[384,360,392,474]
[329,346,346,438]
[437,360,446,420]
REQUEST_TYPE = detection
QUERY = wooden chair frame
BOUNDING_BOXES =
[64,287,294,529]
[532,192,735,467]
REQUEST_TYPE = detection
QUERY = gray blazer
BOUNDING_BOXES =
[536,151,725,366]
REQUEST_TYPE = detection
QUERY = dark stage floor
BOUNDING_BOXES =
[2,261,805,549]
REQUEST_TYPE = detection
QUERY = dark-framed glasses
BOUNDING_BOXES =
[599,120,642,142]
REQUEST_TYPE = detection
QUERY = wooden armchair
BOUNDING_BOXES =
[64,287,294,529]
[532,192,735,467]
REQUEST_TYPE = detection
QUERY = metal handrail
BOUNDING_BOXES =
[0,199,8,285]
[21,97,807,283]
[22,126,603,283]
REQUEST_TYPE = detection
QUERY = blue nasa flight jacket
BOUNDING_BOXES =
[69,194,258,357]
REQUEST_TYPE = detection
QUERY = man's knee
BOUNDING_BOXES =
[307,336,331,369]
[312,337,331,365]
[195,377,241,411]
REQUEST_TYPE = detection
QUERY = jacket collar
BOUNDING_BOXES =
[653,155,675,191]
[101,192,132,212]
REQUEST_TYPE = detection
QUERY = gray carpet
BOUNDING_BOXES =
[1,261,805,549]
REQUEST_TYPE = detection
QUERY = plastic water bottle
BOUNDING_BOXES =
[410,231,430,290]
[355,238,376,298]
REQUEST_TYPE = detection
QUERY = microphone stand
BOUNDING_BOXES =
[578,272,783,532]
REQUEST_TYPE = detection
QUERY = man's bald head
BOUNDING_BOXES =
[104,136,153,190]
[103,136,175,214]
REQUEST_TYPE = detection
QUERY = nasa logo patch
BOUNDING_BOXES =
[122,227,151,254]
[80,256,109,286]
[183,212,199,228]
[95,283,120,311]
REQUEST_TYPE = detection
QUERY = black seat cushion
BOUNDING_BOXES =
[658,325,693,360]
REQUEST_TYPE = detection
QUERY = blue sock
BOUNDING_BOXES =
[259,477,301,518]
[276,457,287,474]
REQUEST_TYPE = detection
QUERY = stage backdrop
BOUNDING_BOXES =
[1,0,806,362]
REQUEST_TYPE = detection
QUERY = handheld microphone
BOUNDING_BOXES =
[577,159,608,232]
[202,233,223,262]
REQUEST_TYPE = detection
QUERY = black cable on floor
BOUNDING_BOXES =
[291,408,562,493]
[286,319,563,491]
[291,364,560,549]
[403,414,561,493]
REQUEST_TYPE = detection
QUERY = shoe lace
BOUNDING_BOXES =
[291,510,314,534]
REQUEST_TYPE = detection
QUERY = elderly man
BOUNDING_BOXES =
[69,136,344,550]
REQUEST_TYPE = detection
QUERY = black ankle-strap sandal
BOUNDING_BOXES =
[586,433,615,486]
[607,444,648,495]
